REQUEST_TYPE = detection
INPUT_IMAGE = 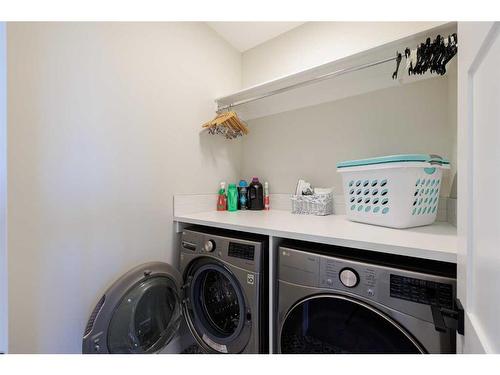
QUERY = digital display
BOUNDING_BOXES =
[390,274,453,308]
[228,242,255,261]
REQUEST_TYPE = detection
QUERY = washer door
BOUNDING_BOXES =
[82,262,182,354]
[184,259,251,353]
[280,294,424,354]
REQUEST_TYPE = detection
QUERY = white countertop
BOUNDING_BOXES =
[174,209,457,263]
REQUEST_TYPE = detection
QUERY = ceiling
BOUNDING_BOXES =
[207,22,304,52]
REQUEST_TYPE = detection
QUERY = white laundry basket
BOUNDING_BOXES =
[336,154,450,229]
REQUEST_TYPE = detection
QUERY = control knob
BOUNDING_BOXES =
[203,240,216,252]
[339,268,359,288]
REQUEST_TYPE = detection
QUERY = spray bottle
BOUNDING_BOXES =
[264,181,270,210]
[217,181,227,211]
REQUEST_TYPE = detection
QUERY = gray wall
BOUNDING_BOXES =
[241,76,457,197]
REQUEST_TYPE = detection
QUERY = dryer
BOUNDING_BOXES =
[82,226,268,354]
[277,241,457,354]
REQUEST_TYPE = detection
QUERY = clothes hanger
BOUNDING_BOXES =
[392,52,402,79]
[430,36,443,74]
[202,110,249,140]
[439,35,457,76]
[420,38,432,74]
[397,33,458,79]
[406,47,417,75]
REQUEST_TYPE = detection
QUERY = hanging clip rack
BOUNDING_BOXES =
[393,32,458,78]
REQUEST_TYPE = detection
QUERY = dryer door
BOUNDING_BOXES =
[82,262,183,354]
[279,294,425,354]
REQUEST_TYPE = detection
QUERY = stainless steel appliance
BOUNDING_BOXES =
[277,241,457,354]
[82,226,268,354]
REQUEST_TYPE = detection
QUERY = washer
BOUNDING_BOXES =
[82,226,268,354]
[277,241,457,354]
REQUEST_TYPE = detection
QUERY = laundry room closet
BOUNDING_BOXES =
[173,21,462,354]
[9,20,493,355]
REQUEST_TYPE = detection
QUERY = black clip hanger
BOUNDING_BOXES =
[392,52,402,80]
[439,33,458,75]
[430,35,443,74]
[420,38,432,73]
[413,43,425,75]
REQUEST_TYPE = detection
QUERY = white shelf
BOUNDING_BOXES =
[174,209,457,263]
[216,22,457,121]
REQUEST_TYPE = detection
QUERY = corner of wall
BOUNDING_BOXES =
[0,21,8,354]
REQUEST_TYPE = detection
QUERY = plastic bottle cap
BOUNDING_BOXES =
[252,177,259,182]
[239,180,248,187]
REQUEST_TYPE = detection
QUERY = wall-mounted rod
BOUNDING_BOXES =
[217,55,396,113]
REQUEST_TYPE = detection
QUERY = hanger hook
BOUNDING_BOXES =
[392,52,402,80]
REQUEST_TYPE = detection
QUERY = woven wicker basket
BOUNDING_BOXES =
[291,193,333,216]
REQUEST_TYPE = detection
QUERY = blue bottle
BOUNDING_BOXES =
[238,180,248,210]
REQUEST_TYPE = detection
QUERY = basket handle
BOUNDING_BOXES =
[428,154,445,165]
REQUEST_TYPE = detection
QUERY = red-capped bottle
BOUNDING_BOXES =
[217,182,227,211]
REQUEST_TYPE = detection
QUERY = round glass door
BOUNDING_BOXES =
[186,262,248,352]
[200,269,241,337]
[107,276,181,353]
[280,295,424,354]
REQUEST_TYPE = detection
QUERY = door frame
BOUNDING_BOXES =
[457,21,500,354]
[0,21,8,354]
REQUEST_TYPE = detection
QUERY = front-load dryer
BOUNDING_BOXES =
[82,226,268,354]
[277,241,457,354]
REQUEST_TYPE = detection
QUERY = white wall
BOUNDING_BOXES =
[0,22,7,354]
[7,22,242,353]
[242,22,446,87]
[241,77,456,197]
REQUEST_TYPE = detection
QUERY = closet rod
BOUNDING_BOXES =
[217,55,397,112]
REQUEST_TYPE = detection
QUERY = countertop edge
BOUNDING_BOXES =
[173,214,457,264]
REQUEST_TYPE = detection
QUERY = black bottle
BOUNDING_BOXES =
[248,177,264,210]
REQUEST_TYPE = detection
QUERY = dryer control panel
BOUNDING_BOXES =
[279,245,456,323]
[318,256,378,299]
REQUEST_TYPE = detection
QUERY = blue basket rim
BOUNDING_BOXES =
[336,154,450,169]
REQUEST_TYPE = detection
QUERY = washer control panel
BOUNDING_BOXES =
[228,242,255,260]
[203,240,216,252]
[180,229,263,273]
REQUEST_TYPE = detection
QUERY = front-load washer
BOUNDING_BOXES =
[277,240,457,354]
[82,226,268,354]
[179,227,268,354]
